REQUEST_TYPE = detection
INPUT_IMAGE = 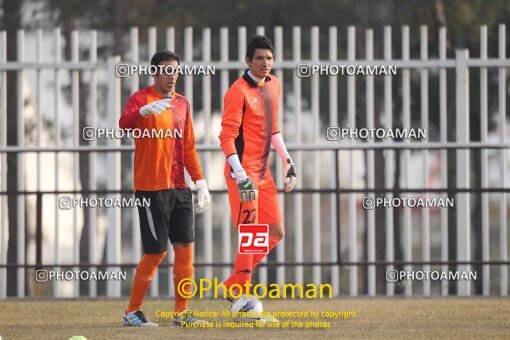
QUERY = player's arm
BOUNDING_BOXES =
[219,87,257,202]
[183,102,210,214]
[271,133,297,192]
[119,94,172,129]
[271,80,297,192]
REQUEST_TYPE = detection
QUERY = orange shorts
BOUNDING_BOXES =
[226,175,282,227]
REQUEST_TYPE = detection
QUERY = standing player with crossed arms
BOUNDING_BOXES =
[119,50,210,327]
[219,35,298,300]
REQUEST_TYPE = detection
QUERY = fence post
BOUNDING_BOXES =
[310,26,321,289]
[107,56,121,297]
[497,24,507,297]
[292,26,304,288]
[88,30,98,299]
[0,30,7,299]
[16,29,25,298]
[347,25,357,296]
[455,49,471,296]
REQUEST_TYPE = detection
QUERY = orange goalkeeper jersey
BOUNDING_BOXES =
[219,72,280,180]
[119,85,204,191]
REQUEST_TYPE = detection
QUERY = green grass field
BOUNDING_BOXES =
[0,298,508,339]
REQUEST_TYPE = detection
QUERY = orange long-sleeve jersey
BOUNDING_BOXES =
[119,85,204,191]
[219,72,280,180]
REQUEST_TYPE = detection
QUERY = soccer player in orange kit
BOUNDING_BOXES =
[119,50,210,327]
[219,35,298,300]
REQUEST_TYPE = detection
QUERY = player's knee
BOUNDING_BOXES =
[143,251,167,266]
[135,251,167,279]
[154,251,167,261]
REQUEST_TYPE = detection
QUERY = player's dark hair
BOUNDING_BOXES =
[246,35,274,60]
[151,50,181,66]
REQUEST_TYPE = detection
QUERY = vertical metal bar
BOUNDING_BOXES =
[88,30,98,298]
[166,27,175,51]
[329,26,339,296]
[274,26,285,287]
[184,27,193,111]
[182,26,194,205]
[130,27,140,93]
[383,25,395,297]
[480,25,490,297]
[16,29,25,298]
[220,27,231,281]
[129,27,144,293]
[310,26,321,288]
[36,30,42,195]
[365,29,376,296]
[256,26,265,36]
[71,30,80,297]
[53,27,62,298]
[402,26,412,296]
[420,26,431,297]
[347,26,357,296]
[328,27,338,128]
[129,27,141,288]
[439,27,449,296]
[220,27,229,114]
[107,56,122,297]
[0,30,6,299]
[498,24,507,297]
[148,27,157,60]
[455,49,471,296]
[238,27,246,77]
[292,26,303,286]
[202,28,213,296]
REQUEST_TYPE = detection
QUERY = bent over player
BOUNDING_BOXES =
[119,50,210,326]
[219,35,298,298]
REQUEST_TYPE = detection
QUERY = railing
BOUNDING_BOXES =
[0,24,509,298]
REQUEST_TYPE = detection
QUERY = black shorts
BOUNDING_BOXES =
[135,188,194,254]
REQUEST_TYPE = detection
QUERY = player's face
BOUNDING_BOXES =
[246,49,273,79]
[153,59,179,95]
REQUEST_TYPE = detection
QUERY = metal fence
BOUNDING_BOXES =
[0,24,509,299]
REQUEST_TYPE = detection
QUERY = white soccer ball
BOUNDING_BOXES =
[230,294,263,322]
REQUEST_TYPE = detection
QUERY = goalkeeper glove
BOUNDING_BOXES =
[194,179,210,214]
[283,157,297,192]
[139,98,172,117]
[234,170,258,203]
